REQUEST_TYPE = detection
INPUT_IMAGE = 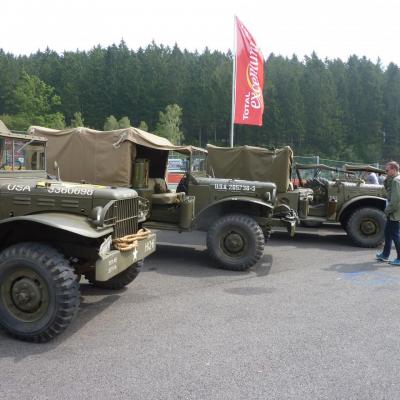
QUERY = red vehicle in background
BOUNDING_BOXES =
[167,158,186,190]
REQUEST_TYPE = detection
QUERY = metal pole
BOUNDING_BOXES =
[230,16,237,147]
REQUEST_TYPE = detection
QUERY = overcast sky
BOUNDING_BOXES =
[1,0,399,66]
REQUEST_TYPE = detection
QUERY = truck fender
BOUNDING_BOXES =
[194,196,273,230]
[338,196,387,220]
[0,213,113,238]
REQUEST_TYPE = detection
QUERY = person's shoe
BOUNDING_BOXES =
[389,258,400,266]
[376,252,389,262]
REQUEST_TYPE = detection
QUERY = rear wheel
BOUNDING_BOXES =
[0,243,80,342]
[207,214,265,271]
[85,263,141,290]
[346,207,386,247]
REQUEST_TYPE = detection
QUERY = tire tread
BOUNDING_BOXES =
[0,242,80,342]
[207,213,265,271]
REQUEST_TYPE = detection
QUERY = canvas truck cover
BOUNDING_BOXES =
[0,120,12,135]
[344,164,385,174]
[206,144,293,193]
[27,126,204,187]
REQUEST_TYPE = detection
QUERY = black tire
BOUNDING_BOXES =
[346,207,386,248]
[0,243,80,342]
[340,219,348,230]
[86,263,141,290]
[206,214,265,271]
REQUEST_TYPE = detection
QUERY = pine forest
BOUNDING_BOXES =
[1,41,399,164]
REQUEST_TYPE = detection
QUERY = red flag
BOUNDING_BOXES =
[234,17,264,126]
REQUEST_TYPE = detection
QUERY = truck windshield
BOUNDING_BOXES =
[191,150,207,176]
[0,137,46,171]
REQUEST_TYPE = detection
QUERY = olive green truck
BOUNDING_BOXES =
[206,145,387,248]
[0,122,156,342]
[28,125,297,273]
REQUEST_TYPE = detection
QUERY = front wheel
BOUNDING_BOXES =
[85,263,141,290]
[346,207,386,247]
[206,214,265,271]
[0,243,80,342]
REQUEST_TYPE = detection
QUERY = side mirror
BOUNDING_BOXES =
[54,161,61,181]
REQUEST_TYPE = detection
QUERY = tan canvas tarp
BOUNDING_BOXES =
[206,144,293,193]
[0,120,12,135]
[28,126,134,186]
[344,164,385,174]
[28,126,204,187]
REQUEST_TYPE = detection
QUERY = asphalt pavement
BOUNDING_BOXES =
[1,225,400,400]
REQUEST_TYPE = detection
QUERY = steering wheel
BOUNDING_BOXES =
[314,168,322,178]
[177,175,188,193]
[304,177,328,203]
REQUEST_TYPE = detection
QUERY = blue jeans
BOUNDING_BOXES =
[382,218,400,259]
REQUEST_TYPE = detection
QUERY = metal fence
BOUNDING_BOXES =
[294,155,383,169]
[293,156,385,181]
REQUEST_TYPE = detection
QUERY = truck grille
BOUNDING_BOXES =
[104,198,139,238]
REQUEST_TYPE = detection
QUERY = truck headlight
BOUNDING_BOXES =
[264,192,271,201]
[138,196,150,222]
[90,206,103,226]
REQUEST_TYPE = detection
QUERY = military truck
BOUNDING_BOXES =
[0,121,156,342]
[206,145,387,248]
[27,126,297,272]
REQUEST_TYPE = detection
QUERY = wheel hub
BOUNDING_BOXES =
[360,219,376,235]
[11,278,41,312]
[224,232,245,254]
[2,268,49,322]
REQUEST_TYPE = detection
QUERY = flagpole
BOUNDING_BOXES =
[230,15,237,147]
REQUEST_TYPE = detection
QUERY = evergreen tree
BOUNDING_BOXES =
[71,112,84,127]
[345,56,384,162]
[155,104,184,144]
[0,50,19,116]
[138,121,148,131]
[118,116,131,128]
[104,115,119,130]
[382,63,400,161]
[0,44,399,162]
[300,53,343,158]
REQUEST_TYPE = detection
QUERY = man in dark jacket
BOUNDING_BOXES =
[376,161,400,265]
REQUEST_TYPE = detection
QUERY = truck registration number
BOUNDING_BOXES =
[214,183,256,192]
[47,187,94,195]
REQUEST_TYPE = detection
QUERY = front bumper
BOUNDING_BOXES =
[285,219,296,237]
[95,233,156,281]
[260,216,297,237]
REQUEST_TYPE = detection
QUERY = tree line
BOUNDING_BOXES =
[0,41,399,163]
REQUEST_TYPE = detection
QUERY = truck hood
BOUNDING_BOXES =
[0,179,138,201]
[42,180,138,200]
